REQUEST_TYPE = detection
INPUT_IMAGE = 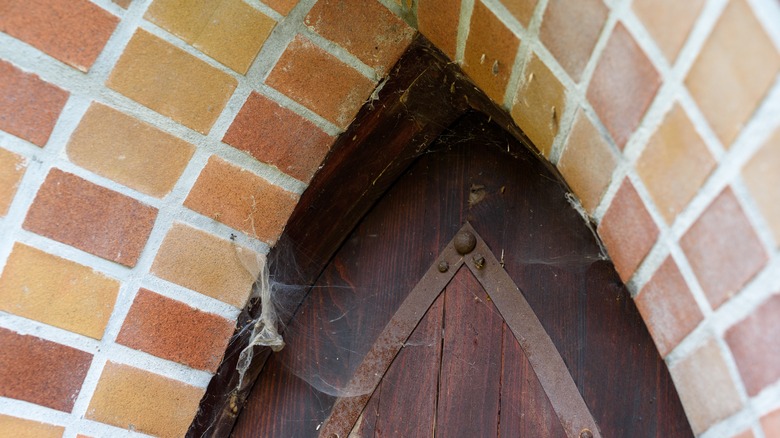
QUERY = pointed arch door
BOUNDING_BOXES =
[231,113,693,437]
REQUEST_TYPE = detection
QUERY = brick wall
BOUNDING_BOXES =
[0,0,777,437]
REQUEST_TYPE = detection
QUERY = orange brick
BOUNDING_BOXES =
[636,257,704,356]
[669,339,742,434]
[0,415,64,438]
[463,1,520,103]
[685,0,780,148]
[0,328,92,412]
[0,0,118,72]
[305,0,414,74]
[598,179,659,281]
[637,104,716,224]
[86,362,203,438]
[112,0,132,8]
[146,0,276,74]
[743,129,780,244]
[539,0,608,81]
[266,35,376,129]
[184,156,298,243]
[23,169,158,267]
[117,289,235,372]
[633,0,704,62]
[107,30,238,134]
[264,0,297,15]
[223,92,334,182]
[0,61,69,147]
[0,243,119,339]
[150,222,257,307]
[511,54,566,156]
[0,148,26,217]
[418,0,460,59]
[588,23,660,149]
[557,110,617,213]
[67,103,194,198]
[500,0,537,27]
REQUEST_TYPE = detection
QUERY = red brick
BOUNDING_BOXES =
[184,157,298,244]
[417,0,460,59]
[587,23,661,149]
[266,35,376,129]
[725,294,780,396]
[23,169,158,267]
[116,288,235,372]
[223,92,334,182]
[680,188,768,308]
[0,61,69,147]
[305,0,414,74]
[463,1,520,103]
[0,0,118,72]
[0,328,92,412]
[636,257,703,356]
[539,0,608,81]
[598,179,659,281]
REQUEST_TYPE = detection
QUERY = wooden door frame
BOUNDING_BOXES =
[187,35,573,437]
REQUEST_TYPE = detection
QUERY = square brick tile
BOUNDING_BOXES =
[597,179,659,281]
[685,0,780,148]
[184,156,298,243]
[23,169,158,267]
[500,0,537,27]
[417,0,460,59]
[511,53,566,156]
[725,294,780,396]
[150,222,257,308]
[86,362,203,437]
[636,256,704,356]
[117,288,235,372]
[264,0,297,15]
[633,0,705,62]
[588,23,661,149]
[669,339,743,434]
[557,110,617,214]
[0,148,26,217]
[762,409,780,437]
[463,1,520,104]
[223,92,334,183]
[0,60,69,147]
[637,103,716,224]
[743,128,780,245]
[67,103,194,198]
[107,30,238,134]
[680,187,768,308]
[146,0,276,74]
[0,415,64,438]
[0,0,118,72]
[539,0,608,82]
[266,35,376,129]
[305,0,414,74]
[0,328,92,412]
[0,243,120,339]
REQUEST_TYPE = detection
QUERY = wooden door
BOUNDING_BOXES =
[231,113,692,437]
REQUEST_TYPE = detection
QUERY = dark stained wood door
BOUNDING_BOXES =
[232,112,693,437]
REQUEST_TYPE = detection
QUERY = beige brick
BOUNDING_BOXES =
[0,148,26,217]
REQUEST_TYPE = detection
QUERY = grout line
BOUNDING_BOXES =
[455,0,476,63]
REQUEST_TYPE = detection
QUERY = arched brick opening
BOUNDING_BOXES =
[0,0,778,437]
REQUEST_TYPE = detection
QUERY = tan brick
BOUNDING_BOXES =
[511,54,566,157]
[0,148,26,217]
[633,0,704,62]
[23,169,158,267]
[266,35,376,129]
[305,0,414,74]
[184,156,298,244]
[86,362,203,438]
[0,0,118,72]
[0,415,64,438]
[146,0,276,74]
[743,129,780,245]
[0,243,119,339]
[67,103,194,198]
[557,110,617,213]
[463,1,520,103]
[685,0,780,148]
[107,30,238,134]
[418,0,460,59]
[150,222,257,308]
[637,103,716,224]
